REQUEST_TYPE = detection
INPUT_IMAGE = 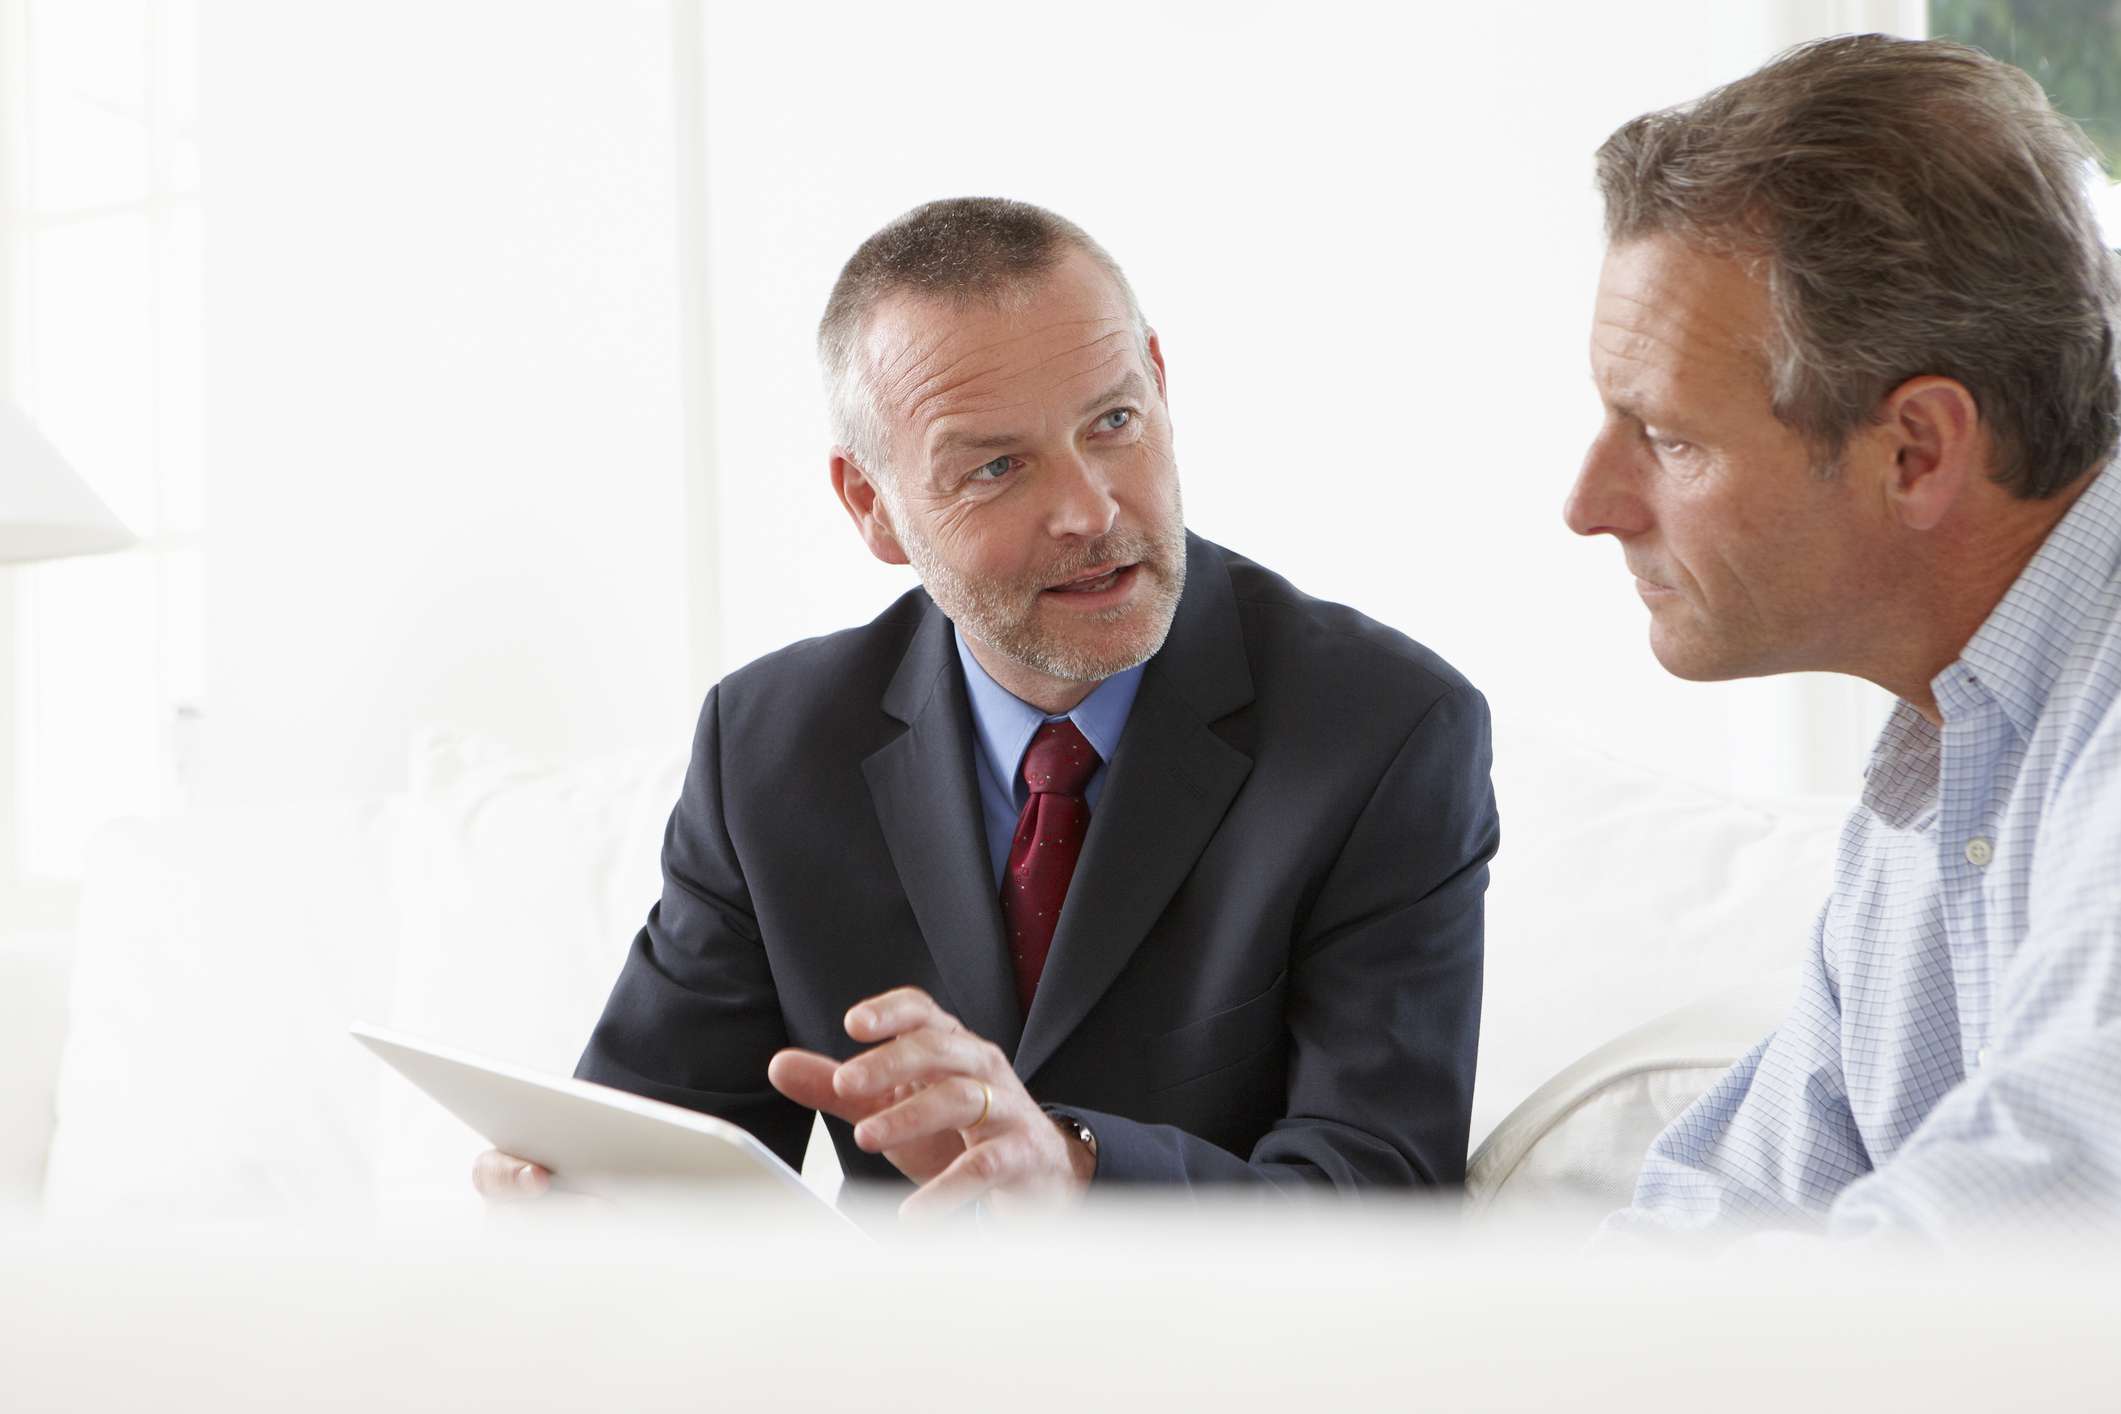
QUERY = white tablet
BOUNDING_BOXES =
[351,1021,853,1229]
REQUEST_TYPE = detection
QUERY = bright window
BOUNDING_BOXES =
[4,0,201,904]
[1929,0,2121,243]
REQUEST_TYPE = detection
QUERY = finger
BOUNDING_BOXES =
[899,1134,1026,1222]
[472,1149,550,1199]
[769,1047,890,1124]
[833,1026,1002,1100]
[845,986,958,1043]
[853,1074,990,1153]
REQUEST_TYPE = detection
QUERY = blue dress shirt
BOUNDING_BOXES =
[1609,464,2121,1241]
[953,627,1144,886]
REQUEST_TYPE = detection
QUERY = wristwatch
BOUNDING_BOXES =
[1045,1109,1099,1171]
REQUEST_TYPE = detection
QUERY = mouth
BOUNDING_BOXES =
[1042,562,1138,601]
[1633,576,1678,600]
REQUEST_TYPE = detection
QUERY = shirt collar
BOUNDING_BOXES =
[1860,699,1942,830]
[1949,463,2121,742]
[953,627,1144,793]
[1861,462,2121,830]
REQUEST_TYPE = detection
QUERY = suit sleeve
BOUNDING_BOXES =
[1072,683,1498,1192]
[574,685,814,1171]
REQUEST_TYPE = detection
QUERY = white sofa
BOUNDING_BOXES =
[1,715,1848,1227]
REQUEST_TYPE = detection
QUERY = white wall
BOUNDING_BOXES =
[46,0,1905,840]
[43,0,1910,843]
[696,0,1893,797]
[198,1,695,804]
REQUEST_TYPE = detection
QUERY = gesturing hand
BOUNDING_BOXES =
[766,986,1093,1221]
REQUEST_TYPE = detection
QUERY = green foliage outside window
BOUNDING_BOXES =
[1930,0,2121,171]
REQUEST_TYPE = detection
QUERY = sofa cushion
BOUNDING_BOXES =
[41,732,685,1220]
[370,730,685,1206]
[43,801,406,1219]
[1474,717,1845,1149]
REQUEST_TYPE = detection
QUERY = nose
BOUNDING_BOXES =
[1046,449,1120,541]
[1564,421,1650,539]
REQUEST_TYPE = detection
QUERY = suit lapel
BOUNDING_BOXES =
[862,605,1023,1057]
[1013,535,1255,1084]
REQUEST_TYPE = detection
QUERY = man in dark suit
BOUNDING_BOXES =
[477,198,1496,1217]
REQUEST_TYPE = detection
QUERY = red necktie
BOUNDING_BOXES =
[1002,719,1100,1014]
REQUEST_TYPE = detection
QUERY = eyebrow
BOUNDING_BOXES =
[928,373,1151,464]
[1076,371,1150,419]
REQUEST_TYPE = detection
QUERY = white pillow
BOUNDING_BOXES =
[370,729,685,1207]
[44,801,406,1219]
[1474,716,1845,1148]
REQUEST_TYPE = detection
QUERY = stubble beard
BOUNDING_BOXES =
[897,489,1188,685]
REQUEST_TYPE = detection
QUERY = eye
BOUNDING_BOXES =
[1097,408,1135,433]
[1642,426,1692,457]
[969,454,1018,483]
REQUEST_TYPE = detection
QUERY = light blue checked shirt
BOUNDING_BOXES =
[1613,464,2121,1241]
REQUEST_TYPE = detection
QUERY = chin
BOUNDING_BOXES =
[1027,626,1162,683]
[1648,628,1755,684]
[1020,596,1178,682]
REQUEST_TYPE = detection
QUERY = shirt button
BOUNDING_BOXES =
[1976,1046,1992,1069]
[1964,837,1993,868]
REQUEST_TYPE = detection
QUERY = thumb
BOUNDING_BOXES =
[472,1148,550,1199]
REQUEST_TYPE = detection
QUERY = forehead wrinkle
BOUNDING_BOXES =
[866,328,950,421]
[867,310,1132,417]
[1591,315,1662,415]
[1595,278,1769,420]
[925,361,1141,461]
[902,318,1130,403]
[1603,257,1766,362]
[906,328,1135,437]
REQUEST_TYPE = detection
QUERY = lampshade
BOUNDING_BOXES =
[0,399,136,564]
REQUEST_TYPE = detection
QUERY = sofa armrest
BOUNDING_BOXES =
[1466,970,1794,1231]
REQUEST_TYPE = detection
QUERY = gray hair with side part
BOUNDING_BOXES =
[1596,33,2121,498]
[816,196,1148,477]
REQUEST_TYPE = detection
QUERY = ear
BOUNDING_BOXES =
[1875,376,1984,533]
[1144,328,1169,405]
[830,450,910,567]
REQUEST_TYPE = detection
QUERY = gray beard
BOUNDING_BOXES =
[899,505,1187,685]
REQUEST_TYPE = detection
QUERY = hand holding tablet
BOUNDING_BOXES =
[352,1022,852,1231]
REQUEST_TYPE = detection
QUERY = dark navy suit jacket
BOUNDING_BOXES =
[577,533,1498,1191]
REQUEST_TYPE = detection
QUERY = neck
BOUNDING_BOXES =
[963,634,1098,715]
[1862,474,2092,724]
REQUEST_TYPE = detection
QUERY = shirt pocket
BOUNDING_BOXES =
[1145,969,1288,1094]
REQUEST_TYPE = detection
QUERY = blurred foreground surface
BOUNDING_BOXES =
[2,1192,2113,1412]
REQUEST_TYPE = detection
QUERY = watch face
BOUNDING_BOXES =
[1051,1112,1094,1152]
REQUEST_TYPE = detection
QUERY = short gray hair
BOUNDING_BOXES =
[1596,33,2121,498]
[817,197,1146,475]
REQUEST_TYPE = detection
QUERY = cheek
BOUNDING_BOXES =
[1142,419,1177,467]
[923,487,1009,551]
[928,498,977,544]
[930,496,1040,578]
[1119,427,1180,504]
[1680,481,1827,616]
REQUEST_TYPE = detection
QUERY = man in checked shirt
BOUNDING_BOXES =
[1566,34,2121,1242]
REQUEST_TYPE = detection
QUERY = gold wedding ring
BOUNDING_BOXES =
[970,1079,992,1131]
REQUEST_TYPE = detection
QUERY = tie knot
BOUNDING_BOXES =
[1020,719,1100,798]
